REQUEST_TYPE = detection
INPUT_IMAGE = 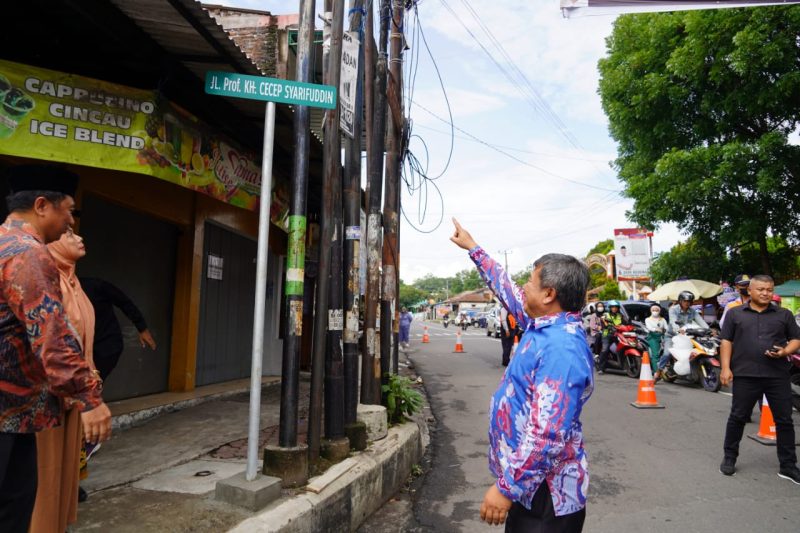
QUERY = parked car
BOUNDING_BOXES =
[471,311,488,328]
[486,306,502,338]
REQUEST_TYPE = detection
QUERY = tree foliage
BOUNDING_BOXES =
[588,239,614,256]
[650,235,800,285]
[586,239,614,288]
[399,280,427,309]
[598,280,624,301]
[598,8,800,275]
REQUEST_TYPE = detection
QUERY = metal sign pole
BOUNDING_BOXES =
[246,100,276,481]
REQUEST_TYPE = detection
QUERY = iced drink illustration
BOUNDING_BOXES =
[0,84,35,139]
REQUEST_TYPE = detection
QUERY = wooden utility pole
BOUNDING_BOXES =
[361,0,390,404]
[380,0,405,382]
[278,0,316,451]
[343,0,365,424]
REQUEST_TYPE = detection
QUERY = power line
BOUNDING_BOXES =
[413,101,621,192]
[413,123,614,162]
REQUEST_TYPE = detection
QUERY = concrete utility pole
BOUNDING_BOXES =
[361,0,390,405]
[343,0,365,426]
[272,0,315,486]
[499,249,512,272]
[381,0,405,381]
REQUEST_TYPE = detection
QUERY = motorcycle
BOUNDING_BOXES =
[443,317,450,328]
[595,323,645,378]
[660,328,721,392]
[458,315,469,331]
[790,352,800,412]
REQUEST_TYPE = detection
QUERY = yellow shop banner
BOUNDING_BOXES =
[0,59,289,224]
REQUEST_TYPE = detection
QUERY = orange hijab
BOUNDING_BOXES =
[47,237,95,369]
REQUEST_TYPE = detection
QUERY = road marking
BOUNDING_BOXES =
[719,391,732,397]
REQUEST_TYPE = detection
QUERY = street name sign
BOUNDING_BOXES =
[204,71,336,109]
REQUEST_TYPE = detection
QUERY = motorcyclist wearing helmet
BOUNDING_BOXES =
[598,300,627,374]
[655,290,709,380]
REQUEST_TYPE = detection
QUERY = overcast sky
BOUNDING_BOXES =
[219,0,685,282]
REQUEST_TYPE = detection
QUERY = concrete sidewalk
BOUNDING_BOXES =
[74,358,426,532]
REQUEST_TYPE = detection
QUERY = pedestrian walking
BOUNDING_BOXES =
[80,277,156,381]
[399,307,413,349]
[0,165,110,533]
[30,229,97,532]
[451,219,593,532]
[644,304,667,374]
[719,275,800,483]
[499,307,516,367]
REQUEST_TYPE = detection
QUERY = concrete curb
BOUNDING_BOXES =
[228,421,424,532]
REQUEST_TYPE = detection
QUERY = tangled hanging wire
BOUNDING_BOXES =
[399,0,454,234]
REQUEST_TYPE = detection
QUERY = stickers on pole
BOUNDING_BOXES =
[328,309,344,331]
[285,215,307,296]
[339,32,360,138]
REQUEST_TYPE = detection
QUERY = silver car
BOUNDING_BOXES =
[486,306,502,338]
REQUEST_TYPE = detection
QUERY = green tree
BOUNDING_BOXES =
[649,235,800,286]
[586,239,614,289]
[512,266,532,287]
[598,280,624,301]
[649,236,732,285]
[588,239,614,256]
[598,8,800,276]
[399,280,427,309]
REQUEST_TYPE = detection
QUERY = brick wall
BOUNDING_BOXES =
[204,6,299,77]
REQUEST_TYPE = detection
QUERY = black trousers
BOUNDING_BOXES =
[96,349,124,381]
[505,482,585,533]
[501,334,514,366]
[723,376,797,468]
[598,334,613,371]
[0,433,38,533]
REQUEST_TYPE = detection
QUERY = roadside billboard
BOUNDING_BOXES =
[613,228,652,281]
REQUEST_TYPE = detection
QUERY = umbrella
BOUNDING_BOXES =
[648,279,722,301]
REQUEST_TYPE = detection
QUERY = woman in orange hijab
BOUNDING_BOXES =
[30,228,98,533]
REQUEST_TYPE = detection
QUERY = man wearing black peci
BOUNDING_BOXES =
[719,274,800,484]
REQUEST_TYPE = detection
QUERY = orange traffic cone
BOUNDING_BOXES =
[453,330,465,353]
[631,352,665,409]
[422,326,430,344]
[748,394,777,445]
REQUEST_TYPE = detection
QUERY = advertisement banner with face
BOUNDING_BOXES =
[613,228,652,281]
[0,59,290,230]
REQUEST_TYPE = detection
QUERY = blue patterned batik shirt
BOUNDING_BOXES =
[469,246,594,515]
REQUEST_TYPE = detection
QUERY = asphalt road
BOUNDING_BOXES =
[374,320,800,533]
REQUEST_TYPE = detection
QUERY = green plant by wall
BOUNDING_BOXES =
[382,374,423,424]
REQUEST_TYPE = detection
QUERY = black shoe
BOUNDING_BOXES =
[78,486,88,502]
[720,457,736,476]
[778,465,800,485]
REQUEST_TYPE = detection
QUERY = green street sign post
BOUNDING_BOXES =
[205,71,336,109]
[204,71,336,482]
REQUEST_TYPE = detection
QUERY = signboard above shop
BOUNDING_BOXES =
[0,59,291,231]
